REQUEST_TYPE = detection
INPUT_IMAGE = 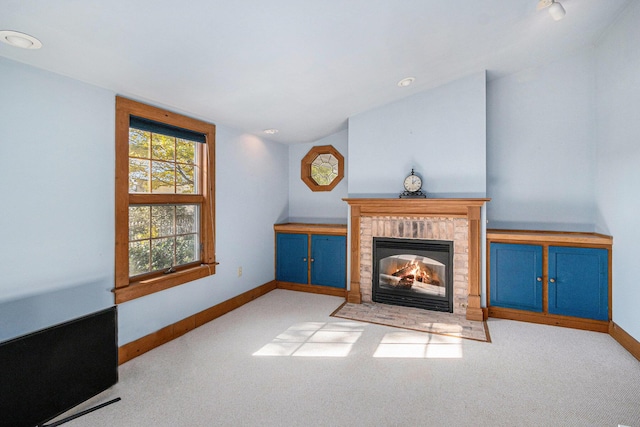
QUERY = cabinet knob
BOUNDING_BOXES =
[310,258,315,262]
[536,277,542,282]
[550,278,556,283]
[303,258,307,262]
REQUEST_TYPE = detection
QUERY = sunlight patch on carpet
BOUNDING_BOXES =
[253,321,365,357]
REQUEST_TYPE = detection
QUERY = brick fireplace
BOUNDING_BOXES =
[344,198,489,321]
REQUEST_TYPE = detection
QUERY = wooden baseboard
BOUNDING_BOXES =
[118,280,277,364]
[609,321,640,362]
[276,281,347,298]
[488,307,609,333]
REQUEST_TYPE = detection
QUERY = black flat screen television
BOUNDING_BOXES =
[0,306,118,427]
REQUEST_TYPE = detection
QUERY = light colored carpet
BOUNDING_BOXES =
[331,301,490,342]
[53,289,640,427]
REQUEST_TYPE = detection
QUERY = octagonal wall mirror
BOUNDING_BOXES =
[301,145,344,192]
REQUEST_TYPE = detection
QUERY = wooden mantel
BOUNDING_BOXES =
[343,197,490,322]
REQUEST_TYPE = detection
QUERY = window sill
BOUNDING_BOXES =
[114,264,216,304]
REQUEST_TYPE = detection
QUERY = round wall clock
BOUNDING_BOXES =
[400,169,426,198]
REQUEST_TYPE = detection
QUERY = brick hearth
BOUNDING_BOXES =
[344,198,489,321]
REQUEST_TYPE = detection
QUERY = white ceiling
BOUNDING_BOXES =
[0,0,630,144]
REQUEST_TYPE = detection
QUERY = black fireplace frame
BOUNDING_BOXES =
[372,237,454,312]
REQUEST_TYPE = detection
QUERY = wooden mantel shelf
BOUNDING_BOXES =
[343,198,490,217]
[343,197,490,322]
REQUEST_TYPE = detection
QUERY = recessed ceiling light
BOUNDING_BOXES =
[0,30,42,49]
[263,129,279,135]
[397,77,415,87]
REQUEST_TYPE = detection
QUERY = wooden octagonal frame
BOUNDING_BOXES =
[301,145,344,192]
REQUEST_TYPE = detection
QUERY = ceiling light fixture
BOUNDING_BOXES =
[537,0,566,21]
[0,30,43,49]
[263,129,279,135]
[397,77,415,87]
[548,2,566,21]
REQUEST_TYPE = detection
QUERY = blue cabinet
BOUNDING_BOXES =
[276,233,308,284]
[548,246,608,321]
[490,243,543,312]
[487,230,612,330]
[310,235,347,288]
[274,224,347,292]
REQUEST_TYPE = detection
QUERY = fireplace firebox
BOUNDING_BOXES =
[372,237,453,312]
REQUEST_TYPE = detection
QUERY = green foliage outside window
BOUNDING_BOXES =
[128,204,199,277]
[128,127,201,277]
[128,129,198,194]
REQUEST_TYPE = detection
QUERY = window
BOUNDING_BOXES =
[300,145,344,192]
[115,97,216,303]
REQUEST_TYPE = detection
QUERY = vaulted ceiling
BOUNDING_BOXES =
[0,0,630,144]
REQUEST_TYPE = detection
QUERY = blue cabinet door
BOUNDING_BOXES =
[310,235,346,288]
[548,246,608,320]
[490,243,543,312]
[276,233,308,284]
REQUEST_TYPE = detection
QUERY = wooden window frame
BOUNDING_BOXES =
[114,97,216,304]
[300,145,344,192]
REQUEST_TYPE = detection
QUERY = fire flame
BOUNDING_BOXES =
[393,261,431,284]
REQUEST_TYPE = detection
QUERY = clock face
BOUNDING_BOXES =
[403,174,422,192]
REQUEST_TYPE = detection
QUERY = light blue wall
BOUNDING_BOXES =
[348,72,486,197]
[0,58,115,308]
[287,129,348,222]
[486,49,598,231]
[595,1,640,340]
[0,57,289,345]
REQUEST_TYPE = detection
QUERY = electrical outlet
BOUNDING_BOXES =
[238,267,242,277]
